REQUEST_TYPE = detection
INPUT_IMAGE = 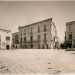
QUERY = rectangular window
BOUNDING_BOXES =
[24,37,26,42]
[69,34,72,40]
[44,24,46,32]
[44,33,47,43]
[30,36,33,48]
[38,35,40,42]
[30,36,33,42]
[20,32,22,48]
[6,36,10,40]
[38,25,40,32]
[38,35,40,48]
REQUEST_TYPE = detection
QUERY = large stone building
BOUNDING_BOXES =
[65,21,75,48]
[0,28,12,49]
[12,18,58,49]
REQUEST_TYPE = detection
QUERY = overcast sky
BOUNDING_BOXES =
[0,1,75,42]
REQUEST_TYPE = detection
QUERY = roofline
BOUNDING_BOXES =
[12,32,19,35]
[19,18,52,29]
[0,28,11,33]
[66,21,75,25]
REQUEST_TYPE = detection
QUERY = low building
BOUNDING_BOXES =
[12,32,20,49]
[12,18,58,49]
[0,28,11,49]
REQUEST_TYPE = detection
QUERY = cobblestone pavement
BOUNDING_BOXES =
[0,49,75,75]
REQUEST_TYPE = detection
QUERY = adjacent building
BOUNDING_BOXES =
[0,28,11,49]
[65,21,75,48]
[12,18,58,49]
[12,32,20,49]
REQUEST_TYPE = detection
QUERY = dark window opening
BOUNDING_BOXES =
[38,25,40,32]
[30,36,33,48]
[16,45,17,48]
[38,35,40,42]
[69,34,72,40]
[30,36,33,42]
[31,44,33,48]
[20,33,22,48]
[47,44,48,49]
[24,37,26,43]
[44,33,47,43]
[44,24,46,32]
[42,45,44,49]
[38,35,40,49]
[6,36,10,40]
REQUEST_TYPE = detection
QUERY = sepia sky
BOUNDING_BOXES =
[0,1,75,42]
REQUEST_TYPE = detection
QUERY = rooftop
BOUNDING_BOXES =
[66,21,75,25]
[0,26,11,33]
[19,18,52,29]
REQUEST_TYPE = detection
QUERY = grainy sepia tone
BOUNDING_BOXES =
[0,1,75,75]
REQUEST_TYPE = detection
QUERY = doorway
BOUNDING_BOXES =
[6,45,10,50]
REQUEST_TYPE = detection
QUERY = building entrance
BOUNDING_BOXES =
[6,45,10,50]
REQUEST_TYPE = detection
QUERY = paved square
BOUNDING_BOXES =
[0,49,75,74]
